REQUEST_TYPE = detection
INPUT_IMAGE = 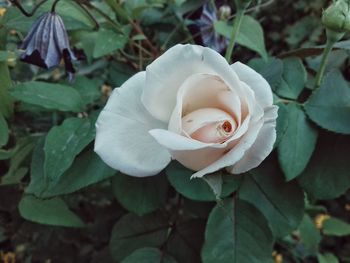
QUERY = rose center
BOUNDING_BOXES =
[222,121,232,133]
[181,108,236,144]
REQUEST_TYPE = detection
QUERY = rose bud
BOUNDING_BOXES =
[20,12,78,80]
[322,0,350,33]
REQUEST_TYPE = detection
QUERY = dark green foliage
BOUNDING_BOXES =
[1,0,350,262]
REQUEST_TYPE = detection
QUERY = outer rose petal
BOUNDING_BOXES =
[228,106,278,174]
[142,44,242,122]
[94,72,171,177]
[231,62,273,109]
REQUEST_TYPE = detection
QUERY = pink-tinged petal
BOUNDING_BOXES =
[149,129,228,171]
[231,62,273,109]
[94,72,171,177]
[171,147,228,171]
[168,73,241,136]
[228,105,278,174]
[239,81,264,123]
[182,108,236,143]
[191,118,264,178]
[223,81,263,143]
[142,44,242,122]
[149,129,227,150]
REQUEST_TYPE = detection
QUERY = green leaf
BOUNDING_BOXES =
[277,104,318,180]
[239,157,305,238]
[69,76,102,105]
[307,50,347,74]
[1,7,36,32]
[317,253,339,263]
[202,199,274,263]
[285,16,320,48]
[214,15,267,59]
[166,161,241,201]
[174,0,206,16]
[304,71,350,134]
[44,117,95,183]
[121,248,177,263]
[276,58,307,99]
[110,212,169,261]
[0,50,18,62]
[27,137,115,198]
[166,219,205,263]
[0,62,13,118]
[40,0,96,29]
[275,102,288,147]
[322,217,350,237]
[1,137,35,185]
[202,173,223,199]
[18,195,85,227]
[298,214,321,255]
[1,167,28,185]
[93,29,128,58]
[0,113,9,147]
[0,148,14,160]
[248,57,283,92]
[298,133,350,200]
[108,61,136,87]
[112,173,168,216]
[10,81,84,112]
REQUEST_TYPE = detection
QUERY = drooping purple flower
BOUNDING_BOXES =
[196,2,230,53]
[20,12,78,79]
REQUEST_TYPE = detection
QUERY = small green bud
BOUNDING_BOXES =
[219,5,231,20]
[322,0,350,33]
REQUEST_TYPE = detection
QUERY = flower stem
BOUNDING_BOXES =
[9,0,48,17]
[224,8,245,63]
[51,0,61,12]
[314,29,344,89]
[313,39,334,89]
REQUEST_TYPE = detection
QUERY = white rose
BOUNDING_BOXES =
[94,44,278,178]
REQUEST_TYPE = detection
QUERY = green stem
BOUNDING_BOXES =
[314,29,344,88]
[82,1,123,33]
[313,39,334,89]
[224,9,245,63]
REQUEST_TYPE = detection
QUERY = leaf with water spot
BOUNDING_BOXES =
[44,117,95,183]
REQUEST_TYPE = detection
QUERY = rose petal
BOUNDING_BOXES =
[228,106,278,174]
[239,81,264,123]
[225,81,263,142]
[149,129,228,171]
[142,44,242,122]
[182,108,236,143]
[231,62,273,109]
[181,108,233,135]
[149,129,227,150]
[94,72,171,177]
[191,118,264,178]
[168,73,241,135]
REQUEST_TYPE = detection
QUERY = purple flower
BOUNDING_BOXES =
[20,12,78,79]
[196,2,229,53]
